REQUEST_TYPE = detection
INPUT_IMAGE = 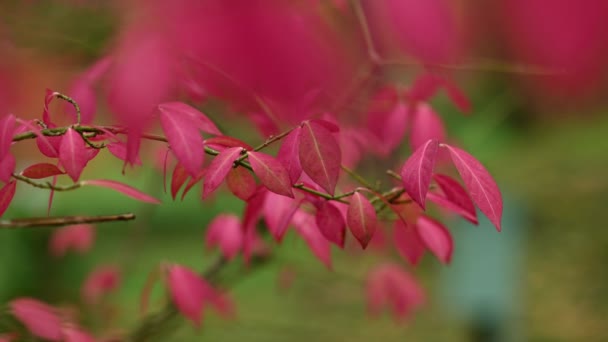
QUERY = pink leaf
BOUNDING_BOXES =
[277,127,302,183]
[0,153,15,183]
[181,169,206,201]
[315,201,346,247]
[66,79,96,124]
[394,221,426,266]
[107,142,142,165]
[204,136,253,151]
[247,151,294,198]
[416,215,453,264]
[263,192,301,241]
[205,214,243,260]
[400,139,439,209]
[299,121,341,195]
[171,163,189,200]
[49,224,95,257]
[82,179,161,204]
[409,104,446,150]
[444,144,503,231]
[42,88,60,126]
[382,102,410,153]
[0,114,16,158]
[62,326,95,342]
[441,78,471,113]
[0,181,16,218]
[59,128,88,182]
[160,108,205,177]
[9,298,62,341]
[159,102,222,136]
[347,192,378,249]
[292,211,332,269]
[22,163,65,179]
[203,147,243,199]
[310,119,340,133]
[428,173,478,224]
[226,167,257,201]
[407,73,442,103]
[81,265,121,305]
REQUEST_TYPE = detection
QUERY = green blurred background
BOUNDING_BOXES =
[1,1,607,341]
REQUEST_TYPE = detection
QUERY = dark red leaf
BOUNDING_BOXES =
[299,121,341,195]
[22,163,65,179]
[59,128,88,182]
[428,173,478,224]
[315,201,346,247]
[346,192,377,248]
[0,181,16,217]
[171,163,189,200]
[416,215,453,264]
[203,147,243,199]
[83,179,161,204]
[444,145,503,231]
[226,167,257,201]
[400,139,439,209]
[247,151,293,198]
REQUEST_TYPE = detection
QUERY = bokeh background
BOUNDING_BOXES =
[1,1,607,341]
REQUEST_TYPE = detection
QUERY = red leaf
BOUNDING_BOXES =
[82,179,161,204]
[160,108,205,177]
[247,151,294,198]
[204,136,253,151]
[299,121,341,195]
[205,214,243,260]
[310,119,340,133]
[226,167,257,201]
[315,201,346,247]
[416,215,453,264]
[400,139,439,209]
[42,88,60,126]
[107,142,142,165]
[0,181,16,218]
[203,147,243,199]
[171,163,189,200]
[49,224,95,257]
[346,192,377,248]
[263,192,301,241]
[59,128,88,182]
[292,211,332,269]
[444,145,503,231]
[409,104,446,150]
[394,221,426,266]
[0,114,16,158]
[159,102,222,136]
[0,153,15,183]
[22,163,65,179]
[428,173,478,224]
[277,127,302,183]
[9,298,62,341]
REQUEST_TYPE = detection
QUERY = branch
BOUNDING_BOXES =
[0,213,135,228]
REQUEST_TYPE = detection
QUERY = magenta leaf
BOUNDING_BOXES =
[315,201,346,248]
[49,224,95,257]
[428,173,478,224]
[82,179,161,204]
[107,142,142,165]
[416,215,453,264]
[292,211,332,269]
[247,151,294,198]
[59,128,88,182]
[310,119,340,133]
[444,144,503,231]
[9,298,62,341]
[394,221,426,266]
[22,163,65,179]
[346,192,377,249]
[409,104,446,150]
[160,108,205,177]
[0,181,16,218]
[299,121,341,195]
[263,192,301,241]
[204,136,253,151]
[203,147,243,199]
[400,139,439,209]
[42,88,60,126]
[205,214,244,260]
[277,127,302,183]
[181,169,206,201]
[159,102,222,136]
[226,167,257,201]
[0,153,15,183]
[81,265,121,305]
[0,113,16,158]
[171,163,189,200]
[382,102,410,153]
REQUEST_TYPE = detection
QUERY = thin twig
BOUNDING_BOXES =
[0,213,135,228]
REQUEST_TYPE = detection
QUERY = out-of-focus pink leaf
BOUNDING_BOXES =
[59,128,88,182]
[22,163,65,179]
[0,153,15,183]
[263,192,301,241]
[400,139,439,209]
[407,73,442,103]
[181,169,206,201]
[9,298,62,341]
[441,78,471,113]
[205,214,243,260]
[204,136,253,151]
[81,265,121,305]
[347,192,377,249]
[409,105,446,150]
[160,109,205,177]
[315,201,346,248]
[171,163,189,200]
[66,79,96,124]
[311,119,340,133]
[62,326,95,342]
[37,135,62,158]
[0,181,16,217]
[277,127,302,183]
[0,333,16,342]
[82,179,161,204]
[159,102,222,136]
[42,88,60,126]
[107,142,142,165]
[203,147,243,199]
[247,151,293,198]
[226,167,257,201]
[381,102,410,154]
[416,215,453,264]
[49,224,95,257]
[428,173,478,224]
[394,221,426,266]
[444,145,503,231]
[242,187,268,261]
[299,121,341,195]
[292,211,332,269]
[0,114,16,158]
